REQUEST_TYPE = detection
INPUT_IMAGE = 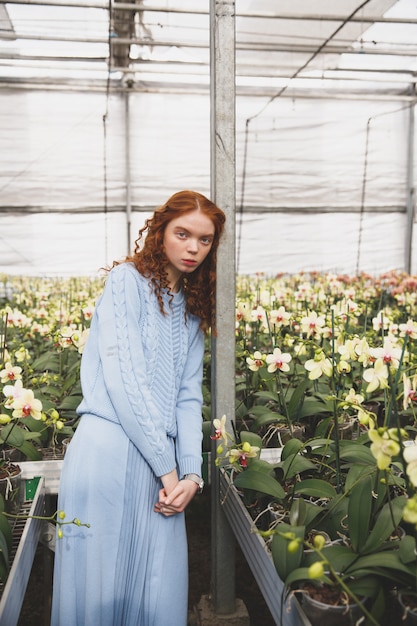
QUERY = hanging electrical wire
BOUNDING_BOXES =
[237,0,374,273]
[356,117,371,275]
[356,103,411,275]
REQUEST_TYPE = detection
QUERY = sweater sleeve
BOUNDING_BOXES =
[175,320,205,478]
[97,264,177,477]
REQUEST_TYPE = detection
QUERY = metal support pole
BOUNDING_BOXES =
[210,0,236,616]
[124,88,132,252]
[405,100,415,273]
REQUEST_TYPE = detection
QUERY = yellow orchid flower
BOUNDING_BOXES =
[368,428,400,470]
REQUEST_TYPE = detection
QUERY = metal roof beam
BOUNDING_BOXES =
[1,58,416,85]
[2,31,417,59]
[2,0,417,25]
[0,76,415,102]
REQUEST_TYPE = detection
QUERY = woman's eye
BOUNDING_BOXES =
[177,231,187,238]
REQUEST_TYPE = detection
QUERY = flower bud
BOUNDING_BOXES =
[288,539,300,553]
[308,561,325,579]
[313,534,326,550]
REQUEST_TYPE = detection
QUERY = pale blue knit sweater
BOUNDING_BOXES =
[77,262,204,479]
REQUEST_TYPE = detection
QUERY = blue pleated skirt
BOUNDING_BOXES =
[50,414,188,626]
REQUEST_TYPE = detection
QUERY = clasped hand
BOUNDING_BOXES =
[154,479,198,517]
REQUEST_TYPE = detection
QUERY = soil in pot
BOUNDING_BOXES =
[299,582,364,626]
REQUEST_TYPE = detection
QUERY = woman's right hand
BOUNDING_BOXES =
[160,468,179,495]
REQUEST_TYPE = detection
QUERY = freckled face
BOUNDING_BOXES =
[163,210,215,289]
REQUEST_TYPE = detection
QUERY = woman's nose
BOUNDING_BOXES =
[187,239,199,253]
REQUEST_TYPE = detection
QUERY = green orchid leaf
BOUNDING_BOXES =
[59,394,82,410]
[303,543,357,572]
[0,423,24,447]
[233,469,285,499]
[240,431,262,450]
[287,378,310,420]
[347,551,415,575]
[252,411,288,430]
[254,390,281,403]
[281,438,305,460]
[0,512,12,552]
[246,459,275,474]
[249,405,278,417]
[348,473,373,552]
[364,580,389,621]
[38,385,62,398]
[284,566,333,588]
[275,453,316,481]
[344,574,381,601]
[298,400,333,418]
[293,478,337,499]
[0,530,9,570]
[61,370,78,392]
[289,497,306,526]
[303,437,334,453]
[21,415,45,433]
[16,440,43,461]
[344,463,375,493]
[335,440,375,465]
[22,431,42,441]
[59,425,75,437]
[0,545,9,583]
[31,352,61,372]
[361,495,407,554]
[399,534,417,564]
[271,522,305,581]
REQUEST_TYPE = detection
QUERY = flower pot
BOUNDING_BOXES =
[2,448,24,463]
[267,500,288,524]
[397,591,417,625]
[0,462,23,515]
[299,584,364,626]
[263,424,305,447]
[62,437,72,456]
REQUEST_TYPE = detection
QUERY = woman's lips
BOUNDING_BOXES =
[182,259,197,266]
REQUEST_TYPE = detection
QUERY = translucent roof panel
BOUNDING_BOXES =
[0,0,415,93]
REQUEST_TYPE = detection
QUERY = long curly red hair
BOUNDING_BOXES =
[115,190,226,333]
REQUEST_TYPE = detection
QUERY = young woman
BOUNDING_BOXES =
[51,190,226,626]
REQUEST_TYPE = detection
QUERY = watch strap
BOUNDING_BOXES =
[183,473,204,494]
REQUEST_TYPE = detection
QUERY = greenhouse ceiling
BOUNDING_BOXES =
[1,0,417,278]
[0,0,416,98]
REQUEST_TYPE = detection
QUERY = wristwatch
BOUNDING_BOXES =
[183,473,204,494]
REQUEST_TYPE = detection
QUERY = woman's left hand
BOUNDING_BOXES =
[154,480,198,516]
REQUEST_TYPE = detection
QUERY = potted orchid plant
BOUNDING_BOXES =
[223,271,417,624]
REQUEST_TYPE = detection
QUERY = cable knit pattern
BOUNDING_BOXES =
[51,262,205,626]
